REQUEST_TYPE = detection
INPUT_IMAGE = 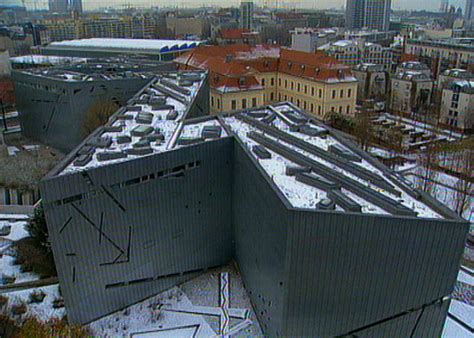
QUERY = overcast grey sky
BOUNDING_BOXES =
[4,0,468,12]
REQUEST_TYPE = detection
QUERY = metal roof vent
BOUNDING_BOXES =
[317,198,336,210]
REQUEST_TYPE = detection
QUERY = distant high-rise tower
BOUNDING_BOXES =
[240,1,254,30]
[48,0,68,13]
[70,0,83,15]
[466,0,474,20]
[346,0,392,31]
[440,0,449,12]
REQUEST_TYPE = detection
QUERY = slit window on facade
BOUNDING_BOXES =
[52,161,201,206]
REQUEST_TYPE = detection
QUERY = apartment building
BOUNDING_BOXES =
[217,28,261,45]
[43,15,156,42]
[440,80,474,131]
[346,0,392,31]
[353,63,387,101]
[438,68,474,89]
[165,16,204,38]
[396,61,431,77]
[240,1,254,30]
[174,45,357,119]
[405,38,474,76]
[290,27,338,53]
[390,71,434,114]
[319,40,393,71]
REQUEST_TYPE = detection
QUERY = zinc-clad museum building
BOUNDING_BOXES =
[39,71,469,336]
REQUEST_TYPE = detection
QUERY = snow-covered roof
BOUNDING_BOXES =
[54,94,452,220]
[48,38,204,54]
[449,80,474,93]
[60,71,214,175]
[394,70,432,81]
[224,103,445,219]
[10,54,88,65]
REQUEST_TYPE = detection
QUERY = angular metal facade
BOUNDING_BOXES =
[282,210,467,336]
[40,129,469,334]
[40,139,233,323]
[13,72,151,153]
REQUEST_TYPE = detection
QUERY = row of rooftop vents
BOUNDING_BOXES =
[236,107,423,217]
[69,72,209,169]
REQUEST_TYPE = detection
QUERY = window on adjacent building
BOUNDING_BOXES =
[339,106,342,114]
[332,90,336,99]
[318,106,322,115]
[252,97,257,107]
[297,83,300,91]
[285,80,288,88]
[347,105,350,114]
[340,89,344,98]
[211,96,214,107]
[312,87,315,96]
[279,78,282,86]
[242,98,247,109]
[319,89,323,98]
[291,82,294,90]
[348,89,352,98]
[4,189,10,205]
[261,78,265,86]
[303,101,307,109]
[231,100,237,110]
[297,99,300,106]
[305,85,308,94]
[271,78,275,86]
[270,92,274,101]
[217,99,221,110]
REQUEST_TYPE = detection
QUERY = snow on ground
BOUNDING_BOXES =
[89,264,261,337]
[0,214,30,220]
[1,285,65,322]
[1,220,30,242]
[449,300,474,328]
[404,169,474,222]
[442,265,474,337]
[442,316,472,337]
[89,287,215,337]
[179,264,262,336]
[0,219,39,284]
[459,270,474,286]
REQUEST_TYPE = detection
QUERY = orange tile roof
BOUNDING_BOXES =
[174,45,356,92]
[400,53,420,62]
[278,48,355,82]
[219,28,259,40]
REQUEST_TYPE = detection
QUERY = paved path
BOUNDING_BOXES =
[0,277,58,294]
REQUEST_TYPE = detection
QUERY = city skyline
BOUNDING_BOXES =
[2,0,469,12]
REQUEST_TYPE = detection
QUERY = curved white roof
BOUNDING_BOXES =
[49,38,203,53]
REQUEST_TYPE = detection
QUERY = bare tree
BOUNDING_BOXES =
[352,112,375,151]
[82,100,119,137]
[416,145,438,195]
